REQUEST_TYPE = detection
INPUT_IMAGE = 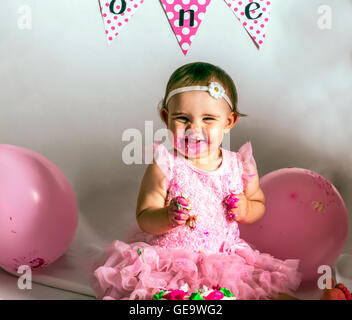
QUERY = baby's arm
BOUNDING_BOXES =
[242,148,266,223]
[243,175,266,224]
[226,163,266,225]
[136,163,172,235]
[136,163,190,235]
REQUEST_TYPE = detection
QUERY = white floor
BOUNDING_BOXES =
[0,268,94,300]
[0,214,351,300]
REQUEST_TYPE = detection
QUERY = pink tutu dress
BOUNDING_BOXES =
[86,142,302,300]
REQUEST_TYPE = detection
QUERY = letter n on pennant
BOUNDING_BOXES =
[160,0,211,55]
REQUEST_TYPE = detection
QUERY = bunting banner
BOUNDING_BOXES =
[99,0,272,53]
[224,0,272,48]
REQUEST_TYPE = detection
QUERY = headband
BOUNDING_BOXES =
[165,82,233,110]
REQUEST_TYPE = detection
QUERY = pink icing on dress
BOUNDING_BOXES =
[86,142,302,300]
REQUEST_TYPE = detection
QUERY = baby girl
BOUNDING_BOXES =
[87,62,302,300]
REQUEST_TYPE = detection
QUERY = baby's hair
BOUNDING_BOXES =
[159,62,247,118]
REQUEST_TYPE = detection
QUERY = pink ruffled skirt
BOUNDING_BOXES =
[86,240,302,300]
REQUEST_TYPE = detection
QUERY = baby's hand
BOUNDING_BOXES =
[223,193,249,223]
[168,196,192,228]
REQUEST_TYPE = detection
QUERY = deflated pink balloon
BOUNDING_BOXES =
[0,144,78,273]
[239,168,348,285]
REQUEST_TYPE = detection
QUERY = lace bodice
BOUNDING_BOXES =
[147,142,250,254]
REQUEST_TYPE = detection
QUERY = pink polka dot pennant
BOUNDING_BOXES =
[223,0,272,48]
[159,0,212,56]
[99,0,145,44]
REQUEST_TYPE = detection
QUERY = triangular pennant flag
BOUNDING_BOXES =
[99,0,145,44]
[224,0,272,48]
[159,0,212,55]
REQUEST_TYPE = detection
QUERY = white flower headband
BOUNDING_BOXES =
[165,82,233,110]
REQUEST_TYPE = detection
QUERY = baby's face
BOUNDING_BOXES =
[161,90,237,161]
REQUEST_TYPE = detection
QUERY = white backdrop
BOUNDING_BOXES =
[0,0,351,259]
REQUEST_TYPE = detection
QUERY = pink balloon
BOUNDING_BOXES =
[0,144,78,274]
[239,168,348,285]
